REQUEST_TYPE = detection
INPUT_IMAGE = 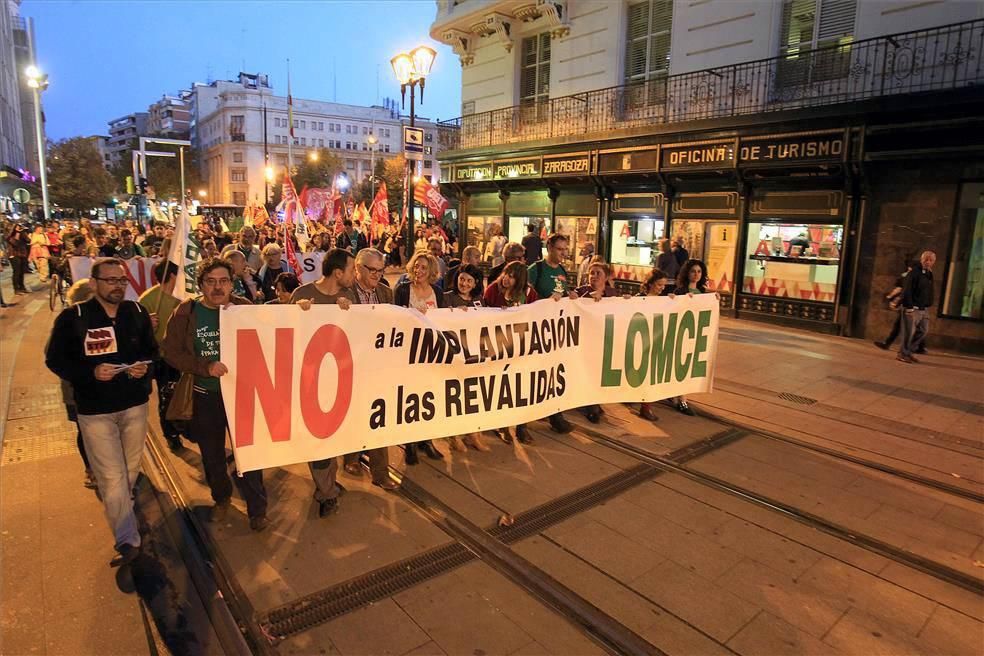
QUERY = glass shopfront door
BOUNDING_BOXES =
[466,215,505,264]
[555,216,597,278]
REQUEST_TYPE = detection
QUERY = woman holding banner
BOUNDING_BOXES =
[636,268,673,422]
[442,264,492,453]
[670,259,710,417]
[394,252,448,464]
[482,261,538,445]
[573,259,621,424]
[444,264,484,308]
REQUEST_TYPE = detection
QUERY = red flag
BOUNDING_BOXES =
[414,177,450,218]
[284,225,299,274]
[371,182,389,226]
[276,169,303,223]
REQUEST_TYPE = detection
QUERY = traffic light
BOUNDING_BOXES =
[126,176,134,195]
[138,177,149,194]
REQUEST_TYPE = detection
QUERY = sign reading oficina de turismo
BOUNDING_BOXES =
[220,295,720,473]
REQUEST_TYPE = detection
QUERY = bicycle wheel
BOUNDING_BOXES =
[58,276,67,308]
[49,274,59,311]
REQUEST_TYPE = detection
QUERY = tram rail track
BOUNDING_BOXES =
[689,401,984,502]
[258,428,748,652]
[142,425,275,655]
[566,421,984,597]
[141,403,982,656]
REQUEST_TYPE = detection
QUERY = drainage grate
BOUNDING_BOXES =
[263,541,475,639]
[260,463,661,641]
[778,392,818,405]
[491,464,656,543]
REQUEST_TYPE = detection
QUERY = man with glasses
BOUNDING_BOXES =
[45,258,159,566]
[488,242,525,285]
[163,258,269,531]
[340,248,399,490]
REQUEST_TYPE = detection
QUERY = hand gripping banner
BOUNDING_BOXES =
[220,294,719,473]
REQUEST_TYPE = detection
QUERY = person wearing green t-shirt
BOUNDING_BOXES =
[527,233,573,301]
[526,233,577,436]
[163,258,268,531]
[139,259,184,451]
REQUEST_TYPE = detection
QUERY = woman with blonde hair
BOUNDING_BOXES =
[393,251,447,463]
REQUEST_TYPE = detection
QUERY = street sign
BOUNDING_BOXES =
[403,126,424,161]
[12,188,30,204]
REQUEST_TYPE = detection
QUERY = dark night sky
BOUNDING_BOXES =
[23,0,463,140]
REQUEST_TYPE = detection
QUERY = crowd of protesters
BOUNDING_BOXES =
[36,206,722,568]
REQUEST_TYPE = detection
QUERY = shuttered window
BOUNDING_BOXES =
[624,0,673,83]
[778,0,857,85]
[520,33,551,103]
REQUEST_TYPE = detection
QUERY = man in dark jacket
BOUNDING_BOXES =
[6,223,30,294]
[521,224,543,265]
[335,220,368,254]
[45,258,158,565]
[163,258,268,530]
[671,237,689,267]
[897,250,936,363]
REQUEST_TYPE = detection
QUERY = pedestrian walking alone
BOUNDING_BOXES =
[897,250,937,363]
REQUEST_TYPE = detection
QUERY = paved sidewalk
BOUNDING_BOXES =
[0,276,218,656]
[693,318,984,490]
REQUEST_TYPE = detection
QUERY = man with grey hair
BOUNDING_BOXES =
[897,250,937,364]
[341,247,399,490]
[236,226,262,271]
[488,242,525,284]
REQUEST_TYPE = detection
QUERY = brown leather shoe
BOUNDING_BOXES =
[344,461,363,477]
[373,479,400,492]
[639,403,659,422]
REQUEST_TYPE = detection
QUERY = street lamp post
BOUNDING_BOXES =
[25,65,50,221]
[391,45,436,258]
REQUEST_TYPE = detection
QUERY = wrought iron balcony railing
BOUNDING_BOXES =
[437,19,983,153]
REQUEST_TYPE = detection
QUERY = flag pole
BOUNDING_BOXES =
[287,58,293,173]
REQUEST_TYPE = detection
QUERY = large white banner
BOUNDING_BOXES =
[68,256,157,301]
[220,295,719,473]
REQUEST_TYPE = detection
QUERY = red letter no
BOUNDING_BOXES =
[301,325,353,438]
[234,328,293,447]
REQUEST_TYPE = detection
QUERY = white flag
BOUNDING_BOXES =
[294,213,310,251]
[168,204,202,300]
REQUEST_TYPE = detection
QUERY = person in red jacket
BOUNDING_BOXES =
[482,261,538,444]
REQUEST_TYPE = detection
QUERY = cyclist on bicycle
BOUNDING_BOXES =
[54,234,90,286]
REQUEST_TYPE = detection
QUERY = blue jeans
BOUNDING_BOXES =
[77,403,148,551]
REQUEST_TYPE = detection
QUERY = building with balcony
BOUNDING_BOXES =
[147,92,192,138]
[193,72,445,207]
[106,112,149,169]
[432,1,984,352]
